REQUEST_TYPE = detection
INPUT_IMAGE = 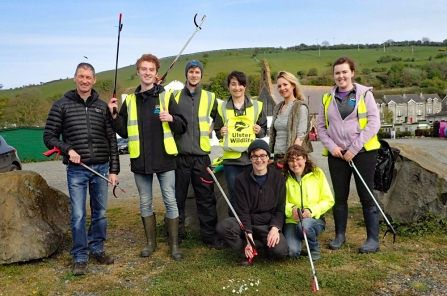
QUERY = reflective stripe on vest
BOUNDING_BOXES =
[175,89,215,153]
[217,99,263,159]
[126,91,178,158]
[322,92,380,156]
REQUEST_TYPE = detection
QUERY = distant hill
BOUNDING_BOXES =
[1,46,445,99]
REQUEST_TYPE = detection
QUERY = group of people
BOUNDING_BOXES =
[43,54,381,275]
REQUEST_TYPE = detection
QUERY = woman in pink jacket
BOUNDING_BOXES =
[317,56,381,254]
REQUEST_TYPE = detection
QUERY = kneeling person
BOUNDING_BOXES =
[282,145,334,260]
[217,140,288,266]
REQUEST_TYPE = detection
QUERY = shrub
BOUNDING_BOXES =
[296,70,305,78]
[377,130,391,139]
[396,131,412,137]
[372,66,388,72]
[361,68,371,75]
[307,68,318,76]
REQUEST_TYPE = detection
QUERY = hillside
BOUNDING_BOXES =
[1,46,446,99]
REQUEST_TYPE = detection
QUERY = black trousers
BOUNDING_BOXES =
[217,217,288,259]
[175,155,218,243]
[328,150,378,208]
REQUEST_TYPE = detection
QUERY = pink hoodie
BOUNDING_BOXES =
[317,83,380,155]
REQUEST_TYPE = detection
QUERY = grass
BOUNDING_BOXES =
[1,198,447,296]
[1,46,444,99]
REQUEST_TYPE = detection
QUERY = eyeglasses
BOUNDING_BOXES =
[288,157,305,163]
[250,154,269,161]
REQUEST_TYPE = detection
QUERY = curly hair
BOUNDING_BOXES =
[281,144,316,179]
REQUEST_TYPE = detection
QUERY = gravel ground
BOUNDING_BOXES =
[22,137,447,202]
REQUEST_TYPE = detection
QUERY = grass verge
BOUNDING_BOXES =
[1,201,446,296]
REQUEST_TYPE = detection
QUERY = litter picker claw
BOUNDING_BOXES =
[349,161,397,242]
[205,166,258,262]
[43,147,125,198]
[158,14,206,83]
[112,13,123,115]
[297,209,320,292]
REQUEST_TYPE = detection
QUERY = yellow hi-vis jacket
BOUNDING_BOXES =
[321,92,380,156]
[126,91,178,158]
[217,99,263,160]
[175,89,215,153]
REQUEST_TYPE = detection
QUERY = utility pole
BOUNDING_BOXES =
[316,39,320,57]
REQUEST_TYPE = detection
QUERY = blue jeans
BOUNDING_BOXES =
[223,164,250,215]
[67,162,109,262]
[134,170,178,219]
[283,218,325,257]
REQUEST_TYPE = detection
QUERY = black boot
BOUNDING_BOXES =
[359,206,380,254]
[166,217,184,261]
[140,214,157,257]
[329,205,348,250]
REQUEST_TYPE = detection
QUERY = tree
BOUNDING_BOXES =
[0,97,8,121]
[203,72,230,99]
[402,68,425,87]
[386,39,395,45]
[0,84,3,90]
[422,37,430,44]
[4,88,49,127]
[321,41,330,46]
[384,110,394,124]
[247,74,261,96]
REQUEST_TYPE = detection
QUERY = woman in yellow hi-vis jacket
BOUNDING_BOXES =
[214,71,267,215]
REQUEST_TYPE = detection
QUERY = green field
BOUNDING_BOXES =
[1,46,445,99]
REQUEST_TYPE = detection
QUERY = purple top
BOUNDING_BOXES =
[337,90,350,99]
[317,83,380,155]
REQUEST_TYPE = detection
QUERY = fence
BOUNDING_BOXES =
[0,128,48,162]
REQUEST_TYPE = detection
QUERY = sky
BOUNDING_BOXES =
[1,0,446,89]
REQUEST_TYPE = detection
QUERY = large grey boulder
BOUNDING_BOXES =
[0,171,70,264]
[377,143,447,223]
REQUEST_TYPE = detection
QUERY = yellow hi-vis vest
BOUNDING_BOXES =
[126,91,178,158]
[322,91,380,156]
[217,99,263,160]
[175,89,215,153]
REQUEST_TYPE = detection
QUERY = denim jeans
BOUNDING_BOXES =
[284,218,325,257]
[67,162,109,262]
[223,164,250,215]
[134,170,178,219]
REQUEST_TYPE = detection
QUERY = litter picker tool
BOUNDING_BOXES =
[205,167,258,262]
[43,147,125,198]
[158,14,206,83]
[349,160,397,242]
[297,209,320,292]
[112,13,123,115]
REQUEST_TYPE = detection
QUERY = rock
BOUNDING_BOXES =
[0,171,70,264]
[376,143,447,223]
[184,170,229,230]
